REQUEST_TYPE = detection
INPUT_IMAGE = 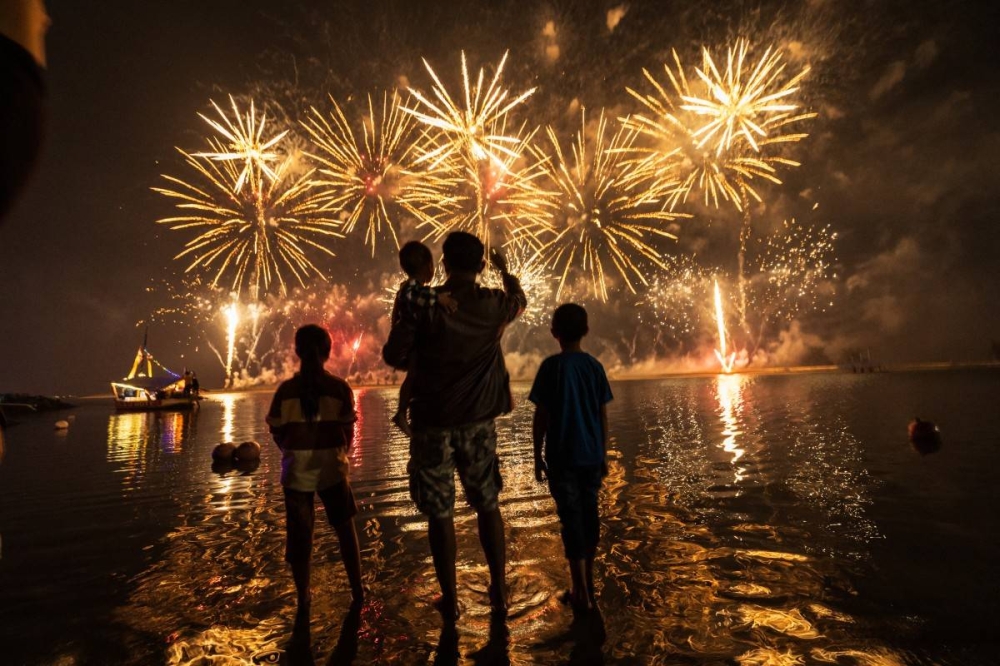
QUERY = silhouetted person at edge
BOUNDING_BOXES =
[382,231,526,623]
[0,0,48,223]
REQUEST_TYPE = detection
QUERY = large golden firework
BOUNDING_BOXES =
[403,52,554,250]
[155,99,342,299]
[402,51,536,168]
[301,92,452,257]
[536,109,684,302]
[626,40,815,211]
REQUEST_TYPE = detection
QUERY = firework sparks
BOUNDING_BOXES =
[194,96,288,193]
[713,279,736,373]
[481,239,554,327]
[625,40,816,211]
[302,92,452,257]
[403,52,554,250]
[403,51,536,167]
[536,109,684,301]
[155,98,343,299]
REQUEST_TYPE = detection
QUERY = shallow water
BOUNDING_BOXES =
[1,370,999,665]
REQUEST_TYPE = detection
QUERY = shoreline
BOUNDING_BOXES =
[62,360,1000,401]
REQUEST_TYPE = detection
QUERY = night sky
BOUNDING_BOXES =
[2,0,998,396]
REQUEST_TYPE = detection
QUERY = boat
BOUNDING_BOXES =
[111,332,201,412]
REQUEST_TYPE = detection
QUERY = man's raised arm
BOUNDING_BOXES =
[489,248,526,323]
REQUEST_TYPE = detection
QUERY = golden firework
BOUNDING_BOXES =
[301,92,452,257]
[626,40,815,211]
[155,99,342,299]
[536,109,684,302]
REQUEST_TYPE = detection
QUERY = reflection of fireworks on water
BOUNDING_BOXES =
[537,109,683,302]
[302,92,451,257]
[625,40,816,211]
[155,97,343,299]
[404,52,556,250]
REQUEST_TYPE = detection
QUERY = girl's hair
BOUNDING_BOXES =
[294,324,332,421]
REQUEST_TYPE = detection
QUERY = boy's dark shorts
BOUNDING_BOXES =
[284,482,357,565]
[408,419,503,519]
[547,464,604,560]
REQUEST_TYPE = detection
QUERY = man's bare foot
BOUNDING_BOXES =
[392,411,413,437]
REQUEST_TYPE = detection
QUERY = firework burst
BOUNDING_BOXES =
[155,98,343,299]
[403,51,536,168]
[403,52,555,250]
[625,40,815,211]
[193,96,288,193]
[536,109,684,302]
[302,92,452,257]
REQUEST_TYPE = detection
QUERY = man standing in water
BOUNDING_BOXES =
[382,231,525,622]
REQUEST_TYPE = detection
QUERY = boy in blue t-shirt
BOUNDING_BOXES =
[529,303,613,611]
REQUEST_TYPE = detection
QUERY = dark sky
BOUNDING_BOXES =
[2,0,999,395]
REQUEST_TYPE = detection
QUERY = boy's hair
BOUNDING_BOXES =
[442,231,485,273]
[399,240,433,278]
[552,303,588,342]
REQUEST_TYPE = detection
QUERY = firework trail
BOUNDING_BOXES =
[536,108,684,302]
[155,97,343,299]
[626,39,816,325]
[713,279,737,372]
[302,92,453,257]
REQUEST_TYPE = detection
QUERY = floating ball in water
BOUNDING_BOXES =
[235,441,261,461]
[908,418,942,455]
[54,420,69,430]
[212,442,237,461]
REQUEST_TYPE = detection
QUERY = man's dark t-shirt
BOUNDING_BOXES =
[382,272,525,429]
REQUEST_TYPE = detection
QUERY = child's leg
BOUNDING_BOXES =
[582,465,603,604]
[320,481,364,603]
[334,518,364,603]
[283,488,316,622]
[549,467,591,608]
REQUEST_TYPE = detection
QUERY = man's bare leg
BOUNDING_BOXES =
[477,506,507,613]
[428,515,459,622]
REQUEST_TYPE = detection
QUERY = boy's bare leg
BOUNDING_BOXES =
[290,559,311,627]
[568,559,591,610]
[585,557,596,604]
[477,507,508,613]
[428,515,459,622]
[334,518,364,605]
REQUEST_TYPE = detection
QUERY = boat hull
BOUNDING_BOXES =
[114,397,200,412]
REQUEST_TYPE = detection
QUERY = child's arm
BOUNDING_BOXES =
[405,283,458,313]
[265,390,287,448]
[532,404,549,482]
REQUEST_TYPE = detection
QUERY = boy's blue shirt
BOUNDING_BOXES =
[528,350,613,467]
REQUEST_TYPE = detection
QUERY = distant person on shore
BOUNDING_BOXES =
[266,324,364,631]
[382,232,525,622]
[0,0,48,223]
[190,372,200,396]
[390,240,456,436]
[530,303,613,612]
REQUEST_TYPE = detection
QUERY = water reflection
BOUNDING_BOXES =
[716,373,747,483]
[106,409,197,490]
[88,383,911,664]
